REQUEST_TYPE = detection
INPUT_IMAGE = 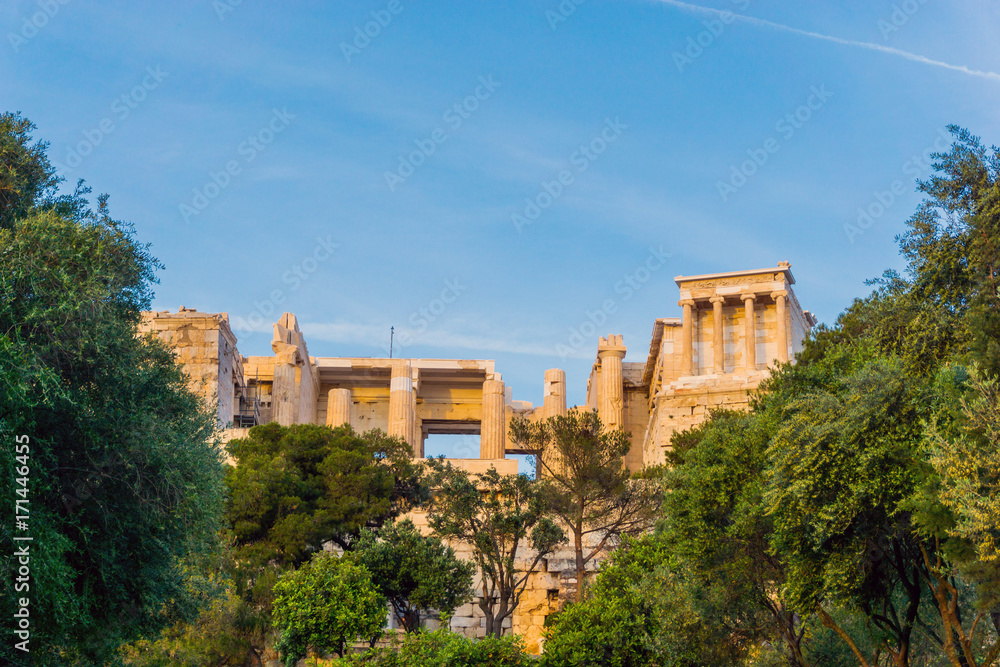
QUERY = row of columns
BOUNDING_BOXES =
[323,366,523,461]
[678,291,789,377]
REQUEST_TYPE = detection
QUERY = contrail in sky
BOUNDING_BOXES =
[656,0,1000,83]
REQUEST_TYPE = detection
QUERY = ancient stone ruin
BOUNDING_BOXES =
[139,262,814,652]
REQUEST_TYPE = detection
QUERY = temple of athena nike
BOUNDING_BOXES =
[139,261,815,650]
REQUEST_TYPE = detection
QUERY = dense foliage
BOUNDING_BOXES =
[0,113,224,666]
[424,460,565,638]
[349,519,475,633]
[509,410,662,602]
[222,422,425,661]
[272,553,387,665]
[327,629,532,667]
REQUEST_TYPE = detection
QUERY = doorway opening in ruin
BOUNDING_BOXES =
[423,433,481,460]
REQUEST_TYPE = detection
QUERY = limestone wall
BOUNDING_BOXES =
[403,499,609,655]
[139,307,242,426]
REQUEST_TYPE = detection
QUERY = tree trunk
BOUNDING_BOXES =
[817,606,872,667]
[479,594,498,638]
[575,521,585,603]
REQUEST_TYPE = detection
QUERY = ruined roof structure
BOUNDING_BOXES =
[140,261,815,473]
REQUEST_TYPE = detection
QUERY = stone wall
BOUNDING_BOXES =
[139,307,241,427]
[403,493,609,655]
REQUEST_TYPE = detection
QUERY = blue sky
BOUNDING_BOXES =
[4,0,1000,457]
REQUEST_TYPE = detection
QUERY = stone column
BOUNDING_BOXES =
[597,335,626,430]
[742,293,757,372]
[543,369,567,418]
[710,295,725,374]
[679,299,695,376]
[771,290,788,362]
[481,379,505,459]
[388,361,416,454]
[271,342,299,426]
[771,290,788,363]
[326,388,352,428]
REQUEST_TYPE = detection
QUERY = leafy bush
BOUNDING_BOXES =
[272,554,386,666]
[329,629,531,667]
[349,519,474,632]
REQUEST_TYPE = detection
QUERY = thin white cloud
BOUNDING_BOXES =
[656,0,1000,83]
[229,317,572,358]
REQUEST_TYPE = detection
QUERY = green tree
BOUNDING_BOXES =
[424,460,565,638]
[0,117,224,665]
[121,583,254,667]
[272,554,386,665]
[509,410,662,602]
[223,422,425,659]
[350,519,474,633]
[540,534,668,667]
[225,423,424,563]
[326,628,532,666]
[927,367,1000,568]
[0,112,96,230]
[119,542,271,667]
[660,409,811,666]
[763,357,936,667]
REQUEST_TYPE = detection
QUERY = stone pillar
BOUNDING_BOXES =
[742,293,757,372]
[679,300,695,376]
[543,369,567,418]
[597,335,626,430]
[271,342,299,426]
[411,369,422,457]
[326,388,352,428]
[481,379,505,459]
[389,361,417,454]
[710,295,725,374]
[772,290,789,363]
